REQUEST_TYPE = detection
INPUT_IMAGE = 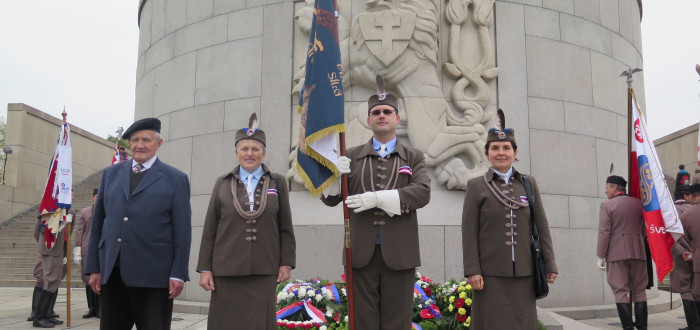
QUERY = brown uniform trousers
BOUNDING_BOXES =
[197,166,296,329]
[597,194,647,303]
[323,139,431,330]
[671,201,693,300]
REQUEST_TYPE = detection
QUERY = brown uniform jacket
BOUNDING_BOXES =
[197,165,296,276]
[462,169,557,277]
[681,203,700,272]
[75,205,94,256]
[596,194,646,262]
[322,139,431,270]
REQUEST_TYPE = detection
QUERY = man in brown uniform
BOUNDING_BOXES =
[597,175,647,330]
[322,77,431,329]
[74,188,99,318]
[671,185,700,329]
[681,184,700,326]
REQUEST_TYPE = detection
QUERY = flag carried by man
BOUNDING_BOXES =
[295,0,345,197]
[38,119,72,250]
[628,88,682,281]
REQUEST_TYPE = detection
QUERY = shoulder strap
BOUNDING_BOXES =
[522,175,539,240]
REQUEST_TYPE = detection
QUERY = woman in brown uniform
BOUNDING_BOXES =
[197,113,296,329]
[461,110,557,329]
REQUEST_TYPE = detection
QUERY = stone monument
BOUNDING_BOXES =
[135,0,649,308]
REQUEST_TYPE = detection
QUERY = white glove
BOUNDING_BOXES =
[346,192,377,213]
[596,257,606,270]
[73,247,82,264]
[322,156,351,197]
[65,214,73,223]
[63,257,67,265]
[375,190,401,217]
[337,156,351,175]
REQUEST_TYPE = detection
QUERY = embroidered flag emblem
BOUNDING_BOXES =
[398,166,413,176]
[268,188,278,196]
[520,196,528,203]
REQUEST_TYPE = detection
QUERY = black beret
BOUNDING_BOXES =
[606,175,627,187]
[691,184,700,194]
[92,188,99,196]
[122,118,161,140]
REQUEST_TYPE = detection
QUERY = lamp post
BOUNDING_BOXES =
[1,146,12,185]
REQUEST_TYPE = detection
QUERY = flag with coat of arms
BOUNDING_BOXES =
[628,89,682,282]
[296,0,345,197]
[38,121,72,250]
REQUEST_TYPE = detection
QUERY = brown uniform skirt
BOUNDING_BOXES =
[471,276,537,330]
[208,275,277,330]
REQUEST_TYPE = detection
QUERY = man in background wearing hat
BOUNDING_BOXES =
[597,175,648,330]
[85,118,192,330]
[74,188,99,319]
[671,184,700,329]
[680,184,700,323]
[321,79,431,329]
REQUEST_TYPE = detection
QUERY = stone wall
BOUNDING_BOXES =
[135,0,651,307]
[0,103,114,221]
[654,122,700,190]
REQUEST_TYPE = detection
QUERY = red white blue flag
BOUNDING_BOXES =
[629,89,682,281]
[38,122,72,250]
[111,142,120,165]
[296,0,345,197]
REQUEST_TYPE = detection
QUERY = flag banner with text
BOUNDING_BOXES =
[38,122,72,250]
[296,0,345,197]
[629,89,682,281]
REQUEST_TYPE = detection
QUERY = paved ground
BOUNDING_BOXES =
[0,287,691,329]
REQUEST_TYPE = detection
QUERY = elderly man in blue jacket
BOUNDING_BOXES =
[85,118,191,330]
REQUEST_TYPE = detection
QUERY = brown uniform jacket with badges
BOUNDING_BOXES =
[681,203,700,273]
[596,195,646,262]
[197,165,296,275]
[462,169,557,277]
[322,139,431,270]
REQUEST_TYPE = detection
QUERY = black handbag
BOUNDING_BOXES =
[522,175,549,299]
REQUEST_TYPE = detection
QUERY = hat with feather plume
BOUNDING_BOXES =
[235,113,266,147]
[486,109,515,142]
[367,75,399,114]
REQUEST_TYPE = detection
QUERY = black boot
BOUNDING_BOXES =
[634,301,648,330]
[45,290,63,325]
[616,303,635,330]
[32,289,54,328]
[82,286,98,318]
[27,286,41,321]
[681,300,700,330]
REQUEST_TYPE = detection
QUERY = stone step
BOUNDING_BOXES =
[0,272,84,281]
[0,279,85,288]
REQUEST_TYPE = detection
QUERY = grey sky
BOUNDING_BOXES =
[0,1,698,141]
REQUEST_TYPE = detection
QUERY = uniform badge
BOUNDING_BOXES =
[498,131,506,140]
[378,93,386,101]
[247,129,255,136]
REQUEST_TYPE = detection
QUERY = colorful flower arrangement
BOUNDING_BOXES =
[275,271,472,330]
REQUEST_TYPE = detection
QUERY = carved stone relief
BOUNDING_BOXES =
[288,0,499,191]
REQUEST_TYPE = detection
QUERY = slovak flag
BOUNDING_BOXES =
[629,89,683,282]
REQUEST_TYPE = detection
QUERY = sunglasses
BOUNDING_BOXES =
[369,109,397,116]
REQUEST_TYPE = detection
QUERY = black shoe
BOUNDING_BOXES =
[45,318,63,325]
[32,318,54,328]
[616,303,635,330]
[83,309,98,319]
[27,286,41,321]
[634,301,648,330]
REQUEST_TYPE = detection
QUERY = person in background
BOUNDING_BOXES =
[74,188,99,319]
[671,184,700,330]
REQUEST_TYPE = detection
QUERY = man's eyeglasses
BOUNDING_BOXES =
[369,109,397,116]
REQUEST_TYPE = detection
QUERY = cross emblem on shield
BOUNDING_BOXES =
[358,10,417,66]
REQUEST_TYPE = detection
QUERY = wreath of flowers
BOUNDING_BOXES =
[275,271,473,330]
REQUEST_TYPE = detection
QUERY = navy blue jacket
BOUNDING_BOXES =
[85,158,192,287]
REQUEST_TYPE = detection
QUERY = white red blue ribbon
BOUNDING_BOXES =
[399,166,413,176]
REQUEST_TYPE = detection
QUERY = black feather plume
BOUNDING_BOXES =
[248,113,258,131]
[376,75,386,95]
[497,108,505,132]
[609,163,614,176]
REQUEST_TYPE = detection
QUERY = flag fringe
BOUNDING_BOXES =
[303,123,345,168]
[296,161,338,198]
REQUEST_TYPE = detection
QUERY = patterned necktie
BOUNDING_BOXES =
[379,144,387,157]
[133,163,143,173]
[246,174,254,211]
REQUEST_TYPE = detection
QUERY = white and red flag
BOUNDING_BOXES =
[629,89,682,282]
[38,121,72,250]
[111,142,120,165]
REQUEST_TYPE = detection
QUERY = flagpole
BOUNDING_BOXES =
[338,132,356,330]
[62,110,72,327]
